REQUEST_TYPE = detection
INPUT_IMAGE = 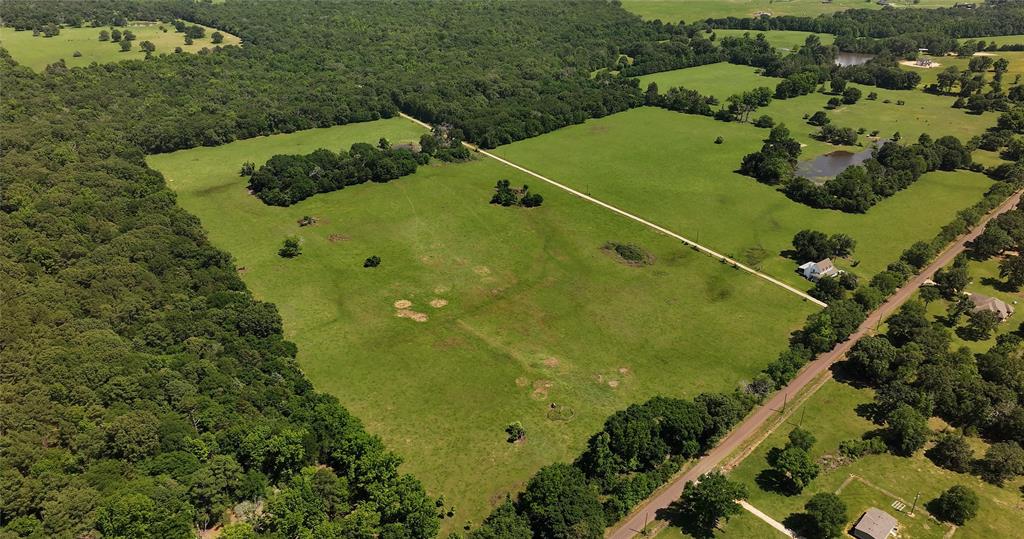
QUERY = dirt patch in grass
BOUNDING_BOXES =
[429,298,448,308]
[618,366,631,375]
[433,285,450,294]
[328,233,350,243]
[394,299,413,309]
[396,309,428,322]
[531,380,553,399]
[542,357,560,368]
[607,380,620,388]
[473,265,492,276]
[236,266,249,274]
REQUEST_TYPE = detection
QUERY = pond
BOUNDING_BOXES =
[795,140,886,184]
[834,51,875,66]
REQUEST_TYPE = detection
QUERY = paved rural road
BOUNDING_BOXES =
[398,112,827,307]
[607,188,1023,539]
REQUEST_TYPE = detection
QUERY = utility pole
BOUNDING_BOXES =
[909,492,921,517]
[782,392,788,413]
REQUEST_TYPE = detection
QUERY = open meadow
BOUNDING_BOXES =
[722,379,1024,539]
[493,106,995,290]
[901,51,1024,87]
[149,117,817,528]
[621,0,963,22]
[711,29,834,50]
[0,20,239,71]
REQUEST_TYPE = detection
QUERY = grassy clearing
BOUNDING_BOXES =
[655,509,783,539]
[901,51,1024,87]
[149,117,815,528]
[726,379,1024,539]
[712,29,834,50]
[0,21,239,71]
[621,0,962,23]
[636,63,995,150]
[960,35,1024,47]
[636,62,777,100]
[493,106,994,290]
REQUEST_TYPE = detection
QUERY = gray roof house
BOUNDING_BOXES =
[969,293,1015,321]
[852,508,897,539]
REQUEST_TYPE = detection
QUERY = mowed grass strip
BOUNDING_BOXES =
[636,62,777,101]
[493,106,995,290]
[725,379,1024,539]
[149,117,815,528]
[0,21,240,71]
[621,0,962,23]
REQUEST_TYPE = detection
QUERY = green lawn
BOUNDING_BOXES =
[655,509,783,539]
[636,63,777,99]
[726,379,1024,539]
[149,117,816,530]
[960,35,1024,47]
[493,106,995,290]
[0,21,240,71]
[712,29,834,50]
[621,0,963,23]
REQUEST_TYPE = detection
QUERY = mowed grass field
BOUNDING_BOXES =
[901,52,1024,87]
[724,379,1024,539]
[0,21,239,71]
[149,117,817,528]
[637,62,777,100]
[493,107,995,290]
[621,0,962,23]
[712,29,834,50]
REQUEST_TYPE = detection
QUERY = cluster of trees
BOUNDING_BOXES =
[835,57,922,91]
[418,126,471,162]
[490,180,544,208]
[245,142,428,206]
[469,393,758,538]
[1,42,438,539]
[644,82,717,116]
[792,229,856,262]
[971,204,1024,291]
[739,124,803,184]
[783,135,973,213]
[762,428,820,494]
[618,31,724,77]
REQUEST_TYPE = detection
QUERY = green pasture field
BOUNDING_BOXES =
[149,117,816,528]
[621,0,962,23]
[636,62,776,100]
[960,35,1024,47]
[493,106,995,290]
[725,379,1024,539]
[900,52,1024,87]
[635,63,996,149]
[0,21,240,71]
[712,29,834,50]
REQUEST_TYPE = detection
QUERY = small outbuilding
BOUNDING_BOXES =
[969,293,1015,321]
[852,507,897,539]
[798,258,840,281]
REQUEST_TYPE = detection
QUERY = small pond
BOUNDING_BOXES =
[834,51,875,66]
[796,140,886,184]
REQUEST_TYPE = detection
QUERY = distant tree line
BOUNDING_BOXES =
[245,142,427,206]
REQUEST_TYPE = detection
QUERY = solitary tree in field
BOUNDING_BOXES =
[926,432,973,473]
[99,29,110,41]
[140,41,156,56]
[212,31,224,44]
[279,238,301,258]
[111,28,122,42]
[677,471,747,535]
[120,40,132,52]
